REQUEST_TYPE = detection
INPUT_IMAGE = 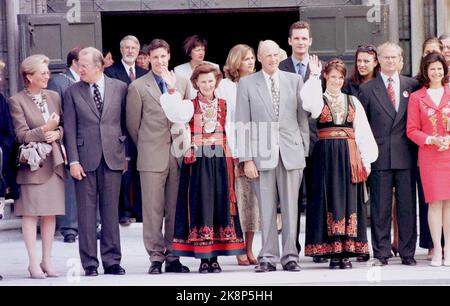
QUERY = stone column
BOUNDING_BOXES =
[410,0,424,76]
[437,0,450,35]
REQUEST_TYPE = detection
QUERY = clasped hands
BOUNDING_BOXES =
[430,136,450,151]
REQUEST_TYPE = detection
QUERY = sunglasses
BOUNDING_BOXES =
[357,45,377,53]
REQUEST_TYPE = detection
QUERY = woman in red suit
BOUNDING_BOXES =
[407,52,450,267]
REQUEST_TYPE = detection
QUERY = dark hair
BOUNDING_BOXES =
[67,46,83,67]
[321,58,347,91]
[422,37,444,54]
[190,63,222,91]
[417,52,448,87]
[350,45,380,85]
[183,35,208,57]
[147,39,170,55]
[289,21,312,38]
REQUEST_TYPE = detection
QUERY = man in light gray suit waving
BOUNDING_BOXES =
[236,40,309,272]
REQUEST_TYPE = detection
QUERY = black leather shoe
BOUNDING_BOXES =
[104,264,126,275]
[119,217,131,226]
[373,257,388,266]
[63,234,76,243]
[209,262,222,273]
[84,266,98,277]
[148,261,162,274]
[198,262,210,273]
[282,261,301,272]
[0,274,3,281]
[329,258,341,269]
[340,258,352,269]
[313,256,328,263]
[255,262,276,273]
[401,257,417,266]
[165,260,190,273]
[356,254,370,262]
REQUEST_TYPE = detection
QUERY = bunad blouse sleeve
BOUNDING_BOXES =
[160,92,194,123]
[352,96,379,170]
[216,79,238,158]
[300,75,324,119]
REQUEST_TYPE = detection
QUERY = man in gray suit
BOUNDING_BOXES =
[64,47,128,276]
[236,40,309,272]
[126,39,190,274]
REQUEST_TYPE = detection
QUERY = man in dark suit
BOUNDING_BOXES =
[359,42,421,267]
[47,47,82,244]
[279,21,327,264]
[64,47,128,276]
[105,35,147,226]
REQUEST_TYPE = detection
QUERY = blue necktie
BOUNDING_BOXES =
[158,79,167,94]
[298,63,305,79]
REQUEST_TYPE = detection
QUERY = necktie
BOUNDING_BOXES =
[298,63,305,79]
[387,77,396,111]
[270,76,280,117]
[129,67,136,82]
[92,83,103,113]
[158,79,167,94]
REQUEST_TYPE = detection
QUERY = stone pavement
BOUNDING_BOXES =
[0,222,449,286]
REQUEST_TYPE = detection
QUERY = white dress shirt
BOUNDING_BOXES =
[90,74,105,101]
[121,59,136,79]
[69,68,80,82]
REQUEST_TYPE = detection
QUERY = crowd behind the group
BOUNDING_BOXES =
[0,20,450,280]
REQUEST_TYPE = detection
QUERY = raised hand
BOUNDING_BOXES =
[160,66,177,91]
[309,55,322,76]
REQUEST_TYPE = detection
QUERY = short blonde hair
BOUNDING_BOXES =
[20,54,50,86]
[223,44,255,82]
[377,42,403,57]
[0,59,5,71]
[79,47,104,68]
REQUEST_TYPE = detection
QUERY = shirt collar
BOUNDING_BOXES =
[69,68,80,82]
[262,69,279,83]
[380,72,399,85]
[291,55,309,69]
[91,73,105,89]
[121,59,135,73]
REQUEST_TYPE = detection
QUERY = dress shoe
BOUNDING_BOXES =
[0,275,2,281]
[84,266,98,277]
[198,262,210,273]
[356,254,370,262]
[209,262,222,273]
[329,258,341,270]
[401,257,417,266]
[282,261,301,272]
[254,262,276,273]
[63,234,76,243]
[373,258,388,266]
[28,266,47,279]
[40,263,59,277]
[104,264,126,275]
[148,261,162,274]
[340,258,352,269]
[119,217,131,226]
[313,256,328,263]
[165,260,190,273]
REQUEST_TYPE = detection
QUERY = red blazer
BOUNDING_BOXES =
[406,86,450,167]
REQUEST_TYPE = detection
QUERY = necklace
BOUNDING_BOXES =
[199,97,219,133]
[325,90,346,124]
[25,88,47,114]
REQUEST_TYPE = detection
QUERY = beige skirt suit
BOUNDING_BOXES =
[8,89,65,216]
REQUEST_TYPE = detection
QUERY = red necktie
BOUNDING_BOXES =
[387,77,396,110]
[129,67,136,81]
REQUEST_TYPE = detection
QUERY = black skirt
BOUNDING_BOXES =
[305,138,369,258]
[172,145,245,259]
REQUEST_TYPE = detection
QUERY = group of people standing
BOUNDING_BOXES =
[0,20,449,280]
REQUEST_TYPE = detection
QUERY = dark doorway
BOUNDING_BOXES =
[101,9,300,70]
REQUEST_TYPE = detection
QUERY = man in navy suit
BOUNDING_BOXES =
[105,35,148,226]
[359,42,421,266]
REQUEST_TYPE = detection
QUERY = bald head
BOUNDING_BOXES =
[257,40,280,75]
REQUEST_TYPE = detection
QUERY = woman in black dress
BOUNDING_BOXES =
[301,57,378,269]
[162,63,245,273]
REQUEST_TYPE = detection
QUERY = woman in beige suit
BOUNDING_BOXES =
[9,54,65,279]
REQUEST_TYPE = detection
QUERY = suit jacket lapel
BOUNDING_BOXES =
[145,71,163,104]
[373,75,396,120]
[255,71,277,121]
[118,63,131,84]
[102,76,114,118]
[80,82,101,118]
[285,57,296,74]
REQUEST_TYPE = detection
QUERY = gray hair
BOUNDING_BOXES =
[377,41,403,57]
[257,40,280,56]
[79,47,104,68]
[439,33,450,41]
[120,35,140,49]
[20,54,50,86]
[0,59,5,71]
